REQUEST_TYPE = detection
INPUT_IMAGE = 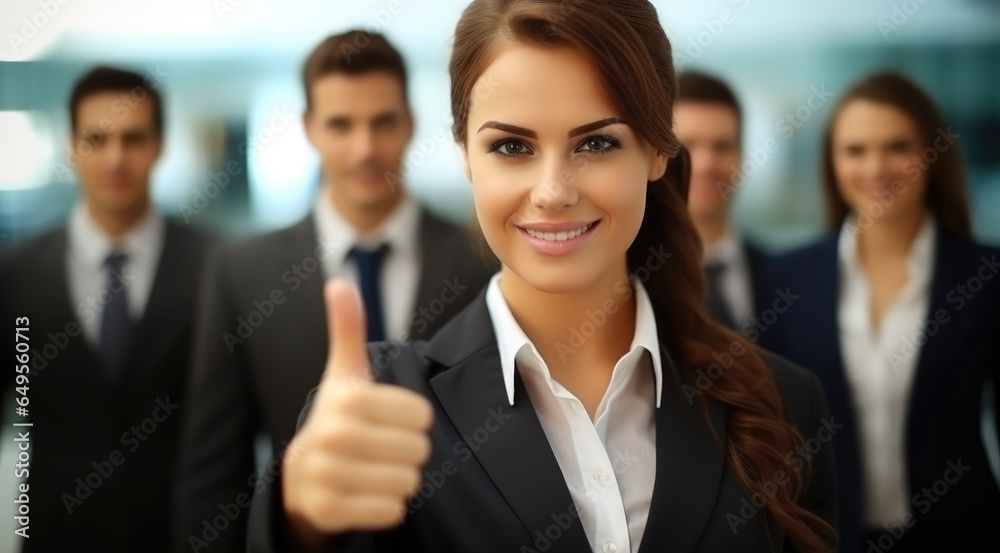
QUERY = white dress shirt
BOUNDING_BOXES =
[837,213,937,528]
[313,191,421,341]
[702,228,754,325]
[66,203,165,346]
[485,272,663,553]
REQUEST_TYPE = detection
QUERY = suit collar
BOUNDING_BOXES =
[481,272,663,408]
[425,288,729,552]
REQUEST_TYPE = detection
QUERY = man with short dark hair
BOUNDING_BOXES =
[172,30,495,552]
[675,70,768,329]
[0,66,211,552]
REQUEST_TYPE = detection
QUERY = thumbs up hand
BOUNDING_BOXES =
[282,279,434,546]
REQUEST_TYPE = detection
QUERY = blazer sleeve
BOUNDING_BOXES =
[172,246,259,552]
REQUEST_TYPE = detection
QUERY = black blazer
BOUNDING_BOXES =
[173,209,496,552]
[246,287,838,553]
[0,221,210,553]
[758,229,1000,552]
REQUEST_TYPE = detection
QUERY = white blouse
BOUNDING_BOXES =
[485,272,662,553]
[836,213,937,528]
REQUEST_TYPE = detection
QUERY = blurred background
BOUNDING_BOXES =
[1,1,999,549]
[1,0,998,251]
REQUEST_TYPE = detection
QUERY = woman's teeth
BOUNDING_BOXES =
[524,223,594,242]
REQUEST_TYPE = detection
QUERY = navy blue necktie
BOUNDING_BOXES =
[348,243,390,342]
[99,252,132,382]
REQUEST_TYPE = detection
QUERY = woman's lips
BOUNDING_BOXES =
[515,220,600,256]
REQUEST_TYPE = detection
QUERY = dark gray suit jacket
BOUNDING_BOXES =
[173,209,496,552]
[0,221,210,553]
[246,286,838,553]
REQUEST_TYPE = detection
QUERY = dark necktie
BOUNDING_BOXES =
[704,260,737,329]
[99,251,132,381]
[348,243,390,342]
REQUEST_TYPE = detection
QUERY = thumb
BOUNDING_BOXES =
[323,278,372,384]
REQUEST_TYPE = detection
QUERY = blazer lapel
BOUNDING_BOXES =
[284,215,328,363]
[43,229,115,401]
[638,383,728,553]
[120,221,191,388]
[425,292,592,552]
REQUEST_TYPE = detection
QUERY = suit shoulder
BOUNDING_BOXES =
[209,217,312,269]
[770,234,837,267]
[367,340,437,387]
[0,227,65,271]
[760,349,826,425]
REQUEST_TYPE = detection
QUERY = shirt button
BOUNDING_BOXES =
[604,541,618,553]
[594,468,604,482]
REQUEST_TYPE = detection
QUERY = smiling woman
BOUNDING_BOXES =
[252,2,838,553]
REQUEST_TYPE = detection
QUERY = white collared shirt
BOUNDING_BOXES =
[837,213,937,528]
[485,272,662,553]
[66,202,165,346]
[702,228,754,325]
[313,191,421,341]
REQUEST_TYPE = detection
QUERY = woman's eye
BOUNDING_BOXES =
[578,135,621,154]
[489,139,531,158]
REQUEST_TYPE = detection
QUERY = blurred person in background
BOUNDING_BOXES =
[172,30,495,552]
[0,66,212,552]
[760,72,1000,553]
[674,71,769,329]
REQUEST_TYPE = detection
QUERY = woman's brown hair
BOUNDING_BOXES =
[449,1,835,551]
[821,71,971,237]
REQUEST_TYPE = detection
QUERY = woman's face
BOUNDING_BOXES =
[463,43,667,294]
[831,99,929,224]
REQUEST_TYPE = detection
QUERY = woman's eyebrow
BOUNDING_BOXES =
[477,121,536,138]
[476,117,628,139]
[567,117,627,137]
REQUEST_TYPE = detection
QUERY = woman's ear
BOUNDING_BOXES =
[648,149,669,182]
[461,146,473,183]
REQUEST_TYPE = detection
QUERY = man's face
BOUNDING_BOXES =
[303,71,413,211]
[673,101,741,221]
[72,91,161,215]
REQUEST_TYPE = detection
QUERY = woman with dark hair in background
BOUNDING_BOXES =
[761,72,1000,552]
[248,1,838,551]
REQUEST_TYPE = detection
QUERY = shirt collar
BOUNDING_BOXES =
[313,190,421,271]
[68,202,164,269]
[484,272,664,408]
[838,211,937,286]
